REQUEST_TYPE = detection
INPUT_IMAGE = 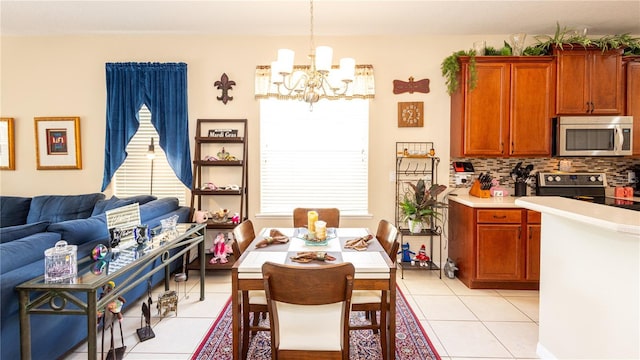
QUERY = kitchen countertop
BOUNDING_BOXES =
[447,192,523,208]
[515,196,640,235]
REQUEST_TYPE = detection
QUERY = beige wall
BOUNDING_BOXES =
[0,33,509,232]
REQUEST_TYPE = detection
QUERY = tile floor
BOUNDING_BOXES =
[67,269,540,359]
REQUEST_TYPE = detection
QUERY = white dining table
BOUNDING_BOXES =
[231,227,396,360]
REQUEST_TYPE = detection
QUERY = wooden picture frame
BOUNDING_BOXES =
[34,117,82,170]
[398,101,424,127]
[0,117,15,170]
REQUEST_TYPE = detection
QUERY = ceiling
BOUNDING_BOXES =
[1,0,639,37]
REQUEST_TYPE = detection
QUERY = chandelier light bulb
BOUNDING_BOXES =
[277,49,294,74]
[315,46,333,73]
[339,58,356,81]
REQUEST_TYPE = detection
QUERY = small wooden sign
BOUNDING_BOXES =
[208,129,238,137]
[393,77,430,94]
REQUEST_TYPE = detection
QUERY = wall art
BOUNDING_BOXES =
[34,116,82,169]
[0,117,15,170]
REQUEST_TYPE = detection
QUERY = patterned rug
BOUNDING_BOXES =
[191,286,440,360]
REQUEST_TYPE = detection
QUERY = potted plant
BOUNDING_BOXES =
[399,179,447,233]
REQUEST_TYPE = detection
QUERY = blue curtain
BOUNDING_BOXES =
[101,62,192,191]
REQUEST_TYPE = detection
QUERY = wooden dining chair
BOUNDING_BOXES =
[262,261,355,360]
[349,219,398,357]
[231,220,268,359]
[292,207,340,228]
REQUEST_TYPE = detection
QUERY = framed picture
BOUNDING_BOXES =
[34,117,82,170]
[0,118,15,170]
[398,102,424,127]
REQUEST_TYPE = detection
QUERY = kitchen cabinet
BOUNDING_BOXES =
[450,56,554,157]
[623,57,640,156]
[554,47,624,115]
[447,200,540,289]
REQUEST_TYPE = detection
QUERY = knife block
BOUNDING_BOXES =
[469,180,491,198]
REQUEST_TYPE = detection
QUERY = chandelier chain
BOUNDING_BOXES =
[309,0,315,55]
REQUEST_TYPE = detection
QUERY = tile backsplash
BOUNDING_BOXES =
[449,157,640,193]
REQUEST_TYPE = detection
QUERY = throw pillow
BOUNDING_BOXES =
[0,196,32,227]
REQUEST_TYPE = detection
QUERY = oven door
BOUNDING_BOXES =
[556,123,632,156]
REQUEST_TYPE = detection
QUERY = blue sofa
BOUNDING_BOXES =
[0,194,190,360]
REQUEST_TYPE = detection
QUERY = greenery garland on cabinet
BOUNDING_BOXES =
[441,23,640,95]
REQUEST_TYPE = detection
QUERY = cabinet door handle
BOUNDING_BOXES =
[518,226,521,238]
[586,102,590,113]
[500,142,504,154]
[493,215,507,219]
[511,141,514,154]
[590,101,595,113]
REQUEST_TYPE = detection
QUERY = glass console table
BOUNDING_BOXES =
[17,223,206,360]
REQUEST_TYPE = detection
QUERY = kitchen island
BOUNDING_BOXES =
[515,196,639,359]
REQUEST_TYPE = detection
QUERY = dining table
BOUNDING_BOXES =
[231,227,396,360]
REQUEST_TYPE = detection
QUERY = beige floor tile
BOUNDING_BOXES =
[459,295,530,321]
[128,317,213,355]
[402,278,456,295]
[484,321,540,358]
[443,278,499,296]
[504,296,539,322]
[413,295,477,321]
[419,319,449,357]
[429,320,511,358]
[495,288,539,297]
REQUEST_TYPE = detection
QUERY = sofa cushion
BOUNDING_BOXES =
[91,196,134,216]
[0,232,62,274]
[0,221,50,244]
[140,198,180,224]
[123,194,157,206]
[26,193,105,224]
[0,196,32,227]
[46,216,109,246]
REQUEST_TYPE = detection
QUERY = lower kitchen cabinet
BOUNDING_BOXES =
[448,200,540,289]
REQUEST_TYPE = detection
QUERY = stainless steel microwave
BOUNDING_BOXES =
[553,116,634,156]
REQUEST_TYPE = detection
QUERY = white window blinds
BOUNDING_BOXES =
[260,98,369,215]
[113,105,187,205]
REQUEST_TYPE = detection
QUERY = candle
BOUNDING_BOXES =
[315,220,327,241]
[307,211,318,232]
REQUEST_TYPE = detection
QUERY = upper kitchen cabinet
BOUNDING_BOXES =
[450,56,554,157]
[554,46,624,115]
[623,57,640,156]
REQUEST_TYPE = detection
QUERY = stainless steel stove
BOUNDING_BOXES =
[536,172,640,212]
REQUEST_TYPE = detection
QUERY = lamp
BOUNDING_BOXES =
[147,137,155,195]
[269,0,355,108]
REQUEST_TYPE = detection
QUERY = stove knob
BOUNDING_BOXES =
[555,176,561,182]
[589,176,596,182]
[597,175,603,182]
[547,176,554,182]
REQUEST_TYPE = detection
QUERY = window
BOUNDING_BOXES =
[114,105,187,205]
[260,98,369,215]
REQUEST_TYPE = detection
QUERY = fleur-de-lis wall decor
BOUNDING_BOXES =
[214,73,236,104]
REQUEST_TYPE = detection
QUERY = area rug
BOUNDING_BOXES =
[192,286,440,360]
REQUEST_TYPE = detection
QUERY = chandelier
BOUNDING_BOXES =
[270,0,356,106]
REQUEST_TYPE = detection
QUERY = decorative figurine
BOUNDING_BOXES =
[444,257,459,279]
[209,233,232,264]
[136,280,155,342]
[414,244,430,267]
[399,243,415,263]
[231,212,240,225]
[108,227,121,248]
[99,281,127,360]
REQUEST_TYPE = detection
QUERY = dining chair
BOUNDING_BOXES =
[231,220,268,359]
[349,219,398,357]
[262,261,355,360]
[292,207,340,228]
